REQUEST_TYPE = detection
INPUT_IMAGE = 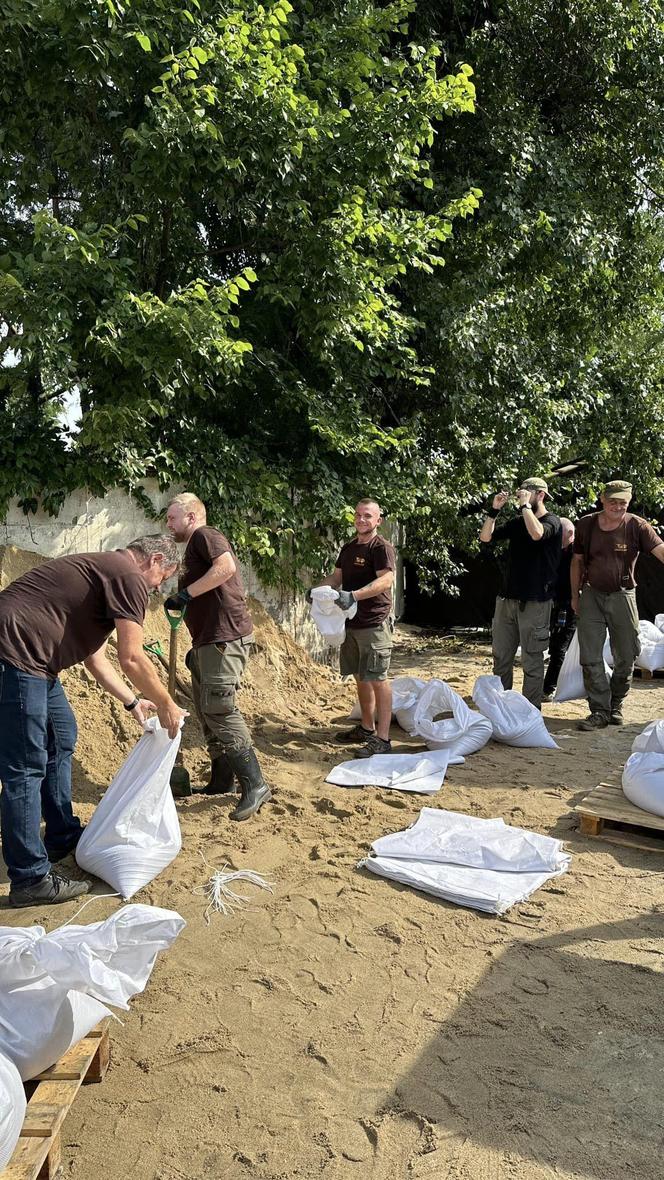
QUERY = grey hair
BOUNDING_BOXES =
[127,534,180,569]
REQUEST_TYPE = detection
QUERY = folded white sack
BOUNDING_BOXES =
[361,808,570,914]
[472,675,559,748]
[0,904,185,1080]
[409,680,492,757]
[76,717,182,899]
[0,1050,26,1169]
[326,749,463,794]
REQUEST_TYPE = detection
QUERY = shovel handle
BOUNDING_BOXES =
[168,626,178,697]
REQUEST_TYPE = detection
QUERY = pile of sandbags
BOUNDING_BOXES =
[635,620,664,674]
[361,808,571,914]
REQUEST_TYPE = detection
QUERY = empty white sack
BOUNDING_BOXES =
[326,749,463,794]
[76,718,182,899]
[0,905,185,1080]
[310,586,357,646]
[0,1051,26,1169]
[409,679,492,757]
[361,808,570,915]
[472,675,559,748]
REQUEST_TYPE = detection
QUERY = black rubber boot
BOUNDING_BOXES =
[226,747,272,821]
[200,754,237,796]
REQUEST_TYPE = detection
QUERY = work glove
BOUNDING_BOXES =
[164,588,192,611]
[335,589,356,612]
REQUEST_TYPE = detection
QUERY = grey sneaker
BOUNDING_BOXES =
[335,723,375,744]
[355,734,392,758]
[9,870,90,908]
[577,713,609,731]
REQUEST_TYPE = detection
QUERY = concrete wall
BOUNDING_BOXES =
[1,484,403,658]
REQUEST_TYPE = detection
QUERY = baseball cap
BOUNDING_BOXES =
[603,480,632,501]
[520,477,550,496]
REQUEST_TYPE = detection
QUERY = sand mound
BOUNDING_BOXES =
[0,545,336,795]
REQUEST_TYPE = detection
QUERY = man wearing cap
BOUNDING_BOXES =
[480,478,562,707]
[572,481,664,730]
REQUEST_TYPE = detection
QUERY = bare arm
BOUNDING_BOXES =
[83,641,155,725]
[185,552,236,598]
[651,542,664,565]
[520,506,544,540]
[114,619,185,737]
[570,554,585,612]
[317,568,343,590]
[352,569,394,601]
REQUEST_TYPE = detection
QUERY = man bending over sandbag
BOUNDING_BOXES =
[0,536,185,908]
[165,493,271,821]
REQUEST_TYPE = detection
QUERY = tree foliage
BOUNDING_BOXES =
[0,0,662,589]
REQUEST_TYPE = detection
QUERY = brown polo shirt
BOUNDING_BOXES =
[0,550,148,678]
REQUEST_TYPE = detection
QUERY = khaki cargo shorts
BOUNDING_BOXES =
[340,620,393,682]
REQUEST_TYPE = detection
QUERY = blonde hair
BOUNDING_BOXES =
[167,493,207,523]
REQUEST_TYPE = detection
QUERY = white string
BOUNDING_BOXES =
[193,854,274,924]
[58,891,122,928]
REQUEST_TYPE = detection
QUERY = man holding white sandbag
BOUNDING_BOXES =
[572,480,664,730]
[0,536,185,907]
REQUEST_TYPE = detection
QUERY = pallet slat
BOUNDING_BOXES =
[0,1022,110,1180]
[575,782,664,850]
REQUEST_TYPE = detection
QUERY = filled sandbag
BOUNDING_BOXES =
[635,620,664,673]
[409,679,492,757]
[348,676,426,727]
[472,675,559,749]
[0,905,185,1080]
[632,720,664,754]
[553,631,612,703]
[0,1050,26,1169]
[76,718,182,899]
[622,751,664,818]
[310,586,357,647]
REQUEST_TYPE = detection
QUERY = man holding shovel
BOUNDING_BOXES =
[0,535,185,907]
[165,493,271,821]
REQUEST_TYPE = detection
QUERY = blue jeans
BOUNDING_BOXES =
[0,660,81,887]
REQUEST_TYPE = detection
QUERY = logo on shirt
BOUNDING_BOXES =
[354,556,366,567]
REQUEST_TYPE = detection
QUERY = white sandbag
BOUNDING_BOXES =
[0,905,184,1080]
[632,720,664,754]
[553,631,612,702]
[361,808,570,914]
[654,613,664,633]
[325,749,463,794]
[76,718,182,899]
[472,675,559,749]
[371,808,569,872]
[0,1051,26,1169]
[348,675,426,726]
[310,586,357,647]
[622,751,664,817]
[635,620,664,672]
[410,679,492,757]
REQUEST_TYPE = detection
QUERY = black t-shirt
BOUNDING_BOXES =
[491,512,562,602]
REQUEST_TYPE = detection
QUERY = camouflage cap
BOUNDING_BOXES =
[520,476,550,496]
[603,480,633,501]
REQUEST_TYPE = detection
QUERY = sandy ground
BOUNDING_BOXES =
[2,553,664,1180]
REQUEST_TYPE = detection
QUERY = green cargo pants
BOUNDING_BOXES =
[187,635,254,758]
[577,587,640,717]
[492,597,552,708]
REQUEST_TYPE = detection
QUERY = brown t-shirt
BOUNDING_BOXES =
[574,512,662,592]
[335,534,396,629]
[0,550,148,679]
[179,526,253,647]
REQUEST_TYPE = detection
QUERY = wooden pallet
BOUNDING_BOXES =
[1,1021,110,1180]
[575,782,664,852]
